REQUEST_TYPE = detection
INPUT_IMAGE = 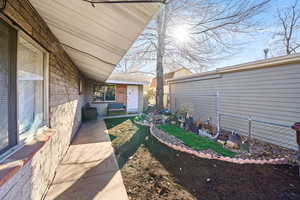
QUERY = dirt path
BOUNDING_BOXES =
[105,118,300,200]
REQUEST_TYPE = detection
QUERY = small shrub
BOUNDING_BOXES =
[134,113,149,122]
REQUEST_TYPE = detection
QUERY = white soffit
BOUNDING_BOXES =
[29,0,161,81]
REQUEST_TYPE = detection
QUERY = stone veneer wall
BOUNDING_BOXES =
[0,0,86,199]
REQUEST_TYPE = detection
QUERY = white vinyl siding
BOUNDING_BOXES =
[170,63,300,150]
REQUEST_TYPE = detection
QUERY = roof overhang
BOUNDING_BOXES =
[29,0,161,81]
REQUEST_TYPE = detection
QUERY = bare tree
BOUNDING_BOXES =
[275,0,300,55]
[156,5,168,110]
[121,0,270,109]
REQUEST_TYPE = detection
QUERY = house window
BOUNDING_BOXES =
[0,18,48,155]
[93,84,116,102]
[17,35,47,136]
[0,19,13,152]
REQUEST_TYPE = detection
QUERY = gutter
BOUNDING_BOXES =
[168,72,221,84]
[106,80,148,85]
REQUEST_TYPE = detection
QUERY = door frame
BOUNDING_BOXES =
[126,85,139,113]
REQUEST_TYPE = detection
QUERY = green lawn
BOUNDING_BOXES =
[157,124,236,157]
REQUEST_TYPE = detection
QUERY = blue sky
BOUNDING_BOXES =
[214,0,293,69]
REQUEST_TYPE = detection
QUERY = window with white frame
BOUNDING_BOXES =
[17,35,48,136]
[0,18,48,155]
[93,84,116,102]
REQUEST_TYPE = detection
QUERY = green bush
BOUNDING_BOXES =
[134,113,149,122]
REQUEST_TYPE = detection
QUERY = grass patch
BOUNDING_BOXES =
[157,124,236,157]
[105,117,138,148]
[105,117,135,129]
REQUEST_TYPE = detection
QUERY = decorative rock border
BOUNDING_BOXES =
[134,121,289,165]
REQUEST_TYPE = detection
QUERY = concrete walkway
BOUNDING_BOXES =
[44,120,128,200]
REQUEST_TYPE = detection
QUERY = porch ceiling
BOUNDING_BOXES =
[29,0,161,81]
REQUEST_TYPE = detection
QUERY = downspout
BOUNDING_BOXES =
[292,122,300,177]
[213,91,221,140]
[198,91,220,140]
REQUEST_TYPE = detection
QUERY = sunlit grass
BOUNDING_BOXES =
[157,124,236,157]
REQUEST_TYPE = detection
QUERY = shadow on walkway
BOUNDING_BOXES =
[44,120,128,200]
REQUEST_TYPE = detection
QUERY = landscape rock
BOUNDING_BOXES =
[217,139,226,145]
[226,140,240,149]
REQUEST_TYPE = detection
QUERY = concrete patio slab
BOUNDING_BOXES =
[44,120,128,200]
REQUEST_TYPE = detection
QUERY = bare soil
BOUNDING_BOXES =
[122,145,195,200]
[106,118,300,200]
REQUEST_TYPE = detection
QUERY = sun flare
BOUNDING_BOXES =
[171,25,191,43]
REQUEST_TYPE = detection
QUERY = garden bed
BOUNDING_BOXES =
[150,123,293,164]
[105,117,300,200]
[134,113,297,163]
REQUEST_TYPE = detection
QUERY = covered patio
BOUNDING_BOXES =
[0,1,161,199]
[29,0,161,82]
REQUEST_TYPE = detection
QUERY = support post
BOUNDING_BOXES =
[216,91,220,135]
[248,116,252,140]
[247,116,252,153]
[292,122,300,176]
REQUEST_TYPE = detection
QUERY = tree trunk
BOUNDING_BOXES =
[156,7,167,110]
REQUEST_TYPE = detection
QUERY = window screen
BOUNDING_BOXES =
[0,20,9,151]
[18,36,45,135]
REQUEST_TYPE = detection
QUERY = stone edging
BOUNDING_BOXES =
[134,121,289,165]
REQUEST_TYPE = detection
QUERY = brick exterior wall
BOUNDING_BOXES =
[116,84,127,105]
[0,0,87,199]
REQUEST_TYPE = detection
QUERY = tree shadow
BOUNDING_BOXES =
[103,120,300,200]
[109,134,117,141]
[114,124,147,168]
[104,117,148,169]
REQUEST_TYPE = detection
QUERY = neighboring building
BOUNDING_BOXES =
[150,67,193,88]
[0,1,160,199]
[150,67,193,107]
[169,53,300,150]
[86,73,150,116]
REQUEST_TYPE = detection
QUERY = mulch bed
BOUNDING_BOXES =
[235,136,298,162]
[143,133,300,200]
